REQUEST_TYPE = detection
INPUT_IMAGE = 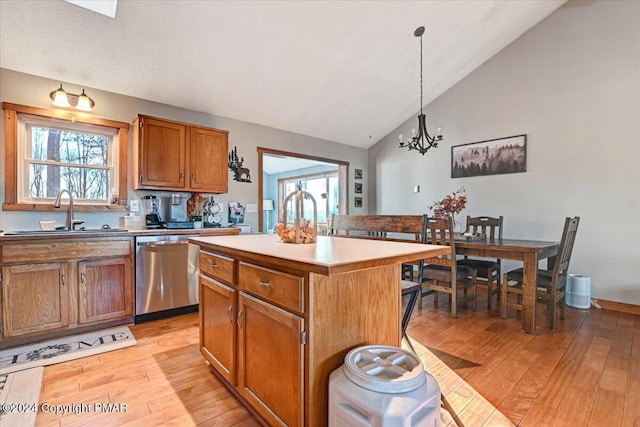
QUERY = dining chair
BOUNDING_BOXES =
[456,215,503,309]
[420,216,477,318]
[501,216,580,329]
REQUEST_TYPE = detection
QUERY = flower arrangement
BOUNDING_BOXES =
[428,187,467,218]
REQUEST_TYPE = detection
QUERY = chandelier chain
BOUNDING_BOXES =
[420,33,423,115]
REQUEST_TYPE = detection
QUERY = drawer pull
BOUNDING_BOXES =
[237,310,243,328]
[258,280,271,288]
[227,305,232,323]
[210,263,218,269]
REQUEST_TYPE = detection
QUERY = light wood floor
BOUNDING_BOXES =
[35,292,639,426]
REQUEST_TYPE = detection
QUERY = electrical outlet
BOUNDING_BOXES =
[130,200,139,212]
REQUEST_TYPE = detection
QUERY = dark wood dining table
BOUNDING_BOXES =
[454,238,560,334]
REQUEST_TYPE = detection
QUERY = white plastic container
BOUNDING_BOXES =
[329,345,441,427]
[566,274,591,309]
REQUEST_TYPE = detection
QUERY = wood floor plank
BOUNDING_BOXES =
[33,297,638,427]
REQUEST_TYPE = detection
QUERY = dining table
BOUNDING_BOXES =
[454,238,560,334]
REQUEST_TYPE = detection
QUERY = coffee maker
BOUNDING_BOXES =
[142,195,165,228]
[167,193,192,228]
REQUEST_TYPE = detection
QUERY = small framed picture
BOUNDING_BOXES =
[354,183,363,194]
[354,169,363,180]
[354,197,363,208]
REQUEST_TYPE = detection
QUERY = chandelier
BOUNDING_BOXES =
[398,26,442,155]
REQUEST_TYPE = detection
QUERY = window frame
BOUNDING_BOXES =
[3,102,129,212]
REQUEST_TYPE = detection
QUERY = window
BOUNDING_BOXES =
[19,114,118,204]
[2,103,129,211]
[281,171,339,225]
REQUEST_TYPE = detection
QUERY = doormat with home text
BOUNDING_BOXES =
[0,327,136,374]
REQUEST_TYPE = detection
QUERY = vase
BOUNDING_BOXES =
[451,213,462,233]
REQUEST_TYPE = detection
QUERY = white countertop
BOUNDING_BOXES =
[190,234,450,275]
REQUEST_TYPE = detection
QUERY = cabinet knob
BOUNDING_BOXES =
[258,281,271,288]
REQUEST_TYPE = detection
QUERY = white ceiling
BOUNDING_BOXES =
[0,0,565,149]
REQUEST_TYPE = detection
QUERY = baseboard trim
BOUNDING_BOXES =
[596,299,640,315]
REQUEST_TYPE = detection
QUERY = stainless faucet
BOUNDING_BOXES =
[54,189,83,230]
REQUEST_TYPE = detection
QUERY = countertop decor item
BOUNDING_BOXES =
[398,26,443,155]
[277,186,317,243]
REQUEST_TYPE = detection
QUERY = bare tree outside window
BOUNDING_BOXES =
[27,124,114,202]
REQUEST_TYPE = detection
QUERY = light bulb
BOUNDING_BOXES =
[398,134,404,142]
[76,89,93,111]
[51,84,70,107]
[411,128,416,136]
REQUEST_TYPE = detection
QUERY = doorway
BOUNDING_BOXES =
[257,147,349,232]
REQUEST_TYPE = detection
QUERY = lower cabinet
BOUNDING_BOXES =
[237,292,304,427]
[78,257,133,324]
[0,237,134,345]
[199,250,305,426]
[1,262,70,337]
[200,274,236,384]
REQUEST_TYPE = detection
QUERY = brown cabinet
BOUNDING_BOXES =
[78,257,133,324]
[200,274,236,385]
[1,262,70,337]
[237,292,304,427]
[0,237,134,346]
[133,115,228,193]
[198,250,305,426]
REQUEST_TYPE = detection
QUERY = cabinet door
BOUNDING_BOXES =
[189,127,228,192]
[78,257,133,324]
[1,263,69,337]
[139,117,186,188]
[237,292,304,427]
[200,275,236,384]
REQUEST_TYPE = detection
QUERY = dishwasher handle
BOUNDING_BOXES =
[137,240,190,248]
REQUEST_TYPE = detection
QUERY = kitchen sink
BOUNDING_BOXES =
[4,228,126,235]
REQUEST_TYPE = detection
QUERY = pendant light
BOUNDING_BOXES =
[398,26,443,155]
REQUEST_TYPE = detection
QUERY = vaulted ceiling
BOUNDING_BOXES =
[0,0,565,148]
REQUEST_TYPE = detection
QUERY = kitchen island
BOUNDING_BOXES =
[190,233,449,426]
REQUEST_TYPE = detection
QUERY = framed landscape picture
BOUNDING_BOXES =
[451,134,527,178]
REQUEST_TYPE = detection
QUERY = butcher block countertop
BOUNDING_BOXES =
[190,233,450,275]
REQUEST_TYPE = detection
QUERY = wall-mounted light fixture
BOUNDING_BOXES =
[49,84,95,111]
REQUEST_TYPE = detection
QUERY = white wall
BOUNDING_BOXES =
[0,69,368,231]
[369,1,640,304]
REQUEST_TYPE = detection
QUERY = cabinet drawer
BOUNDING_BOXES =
[200,252,235,285]
[238,262,303,314]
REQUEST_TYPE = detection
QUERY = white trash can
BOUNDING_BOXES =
[566,274,591,309]
[329,345,441,427]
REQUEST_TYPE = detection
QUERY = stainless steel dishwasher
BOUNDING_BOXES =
[135,234,199,322]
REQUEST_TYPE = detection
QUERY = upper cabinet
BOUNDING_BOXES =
[133,115,229,193]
